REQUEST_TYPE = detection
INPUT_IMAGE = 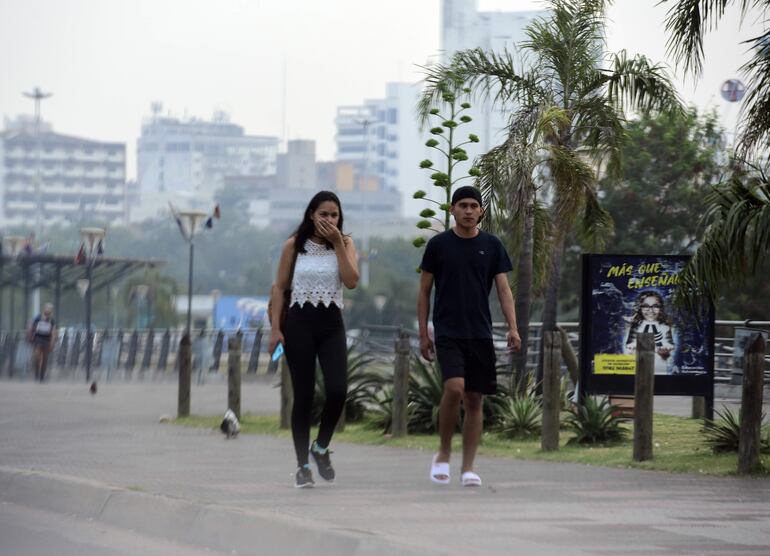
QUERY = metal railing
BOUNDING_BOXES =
[1,320,767,383]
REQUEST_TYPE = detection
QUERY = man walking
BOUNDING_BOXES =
[417,186,521,487]
[28,303,57,382]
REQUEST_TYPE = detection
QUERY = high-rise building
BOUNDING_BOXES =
[441,0,547,158]
[244,139,402,235]
[0,116,128,227]
[335,82,428,218]
[136,108,278,199]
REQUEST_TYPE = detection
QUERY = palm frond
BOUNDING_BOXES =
[570,95,627,179]
[524,0,606,93]
[603,50,683,115]
[416,65,466,128]
[661,0,758,77]
[675,160,770,310]
[547,145,597,226]
[579,187,615,251]
[448,48,545,108]
[737,28,770,155]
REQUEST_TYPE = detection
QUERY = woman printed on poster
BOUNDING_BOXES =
[624,290,675,374]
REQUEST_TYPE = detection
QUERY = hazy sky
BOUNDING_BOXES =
[0,0,761,181]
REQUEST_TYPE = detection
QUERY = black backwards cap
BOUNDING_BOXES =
[451,186,483,206]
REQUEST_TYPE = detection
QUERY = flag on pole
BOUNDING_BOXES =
[168,202,189,241]
[74,243,86,265]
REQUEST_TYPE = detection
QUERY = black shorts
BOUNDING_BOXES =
[435,337,497,395]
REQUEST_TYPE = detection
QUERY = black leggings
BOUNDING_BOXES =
[284,303,348,467]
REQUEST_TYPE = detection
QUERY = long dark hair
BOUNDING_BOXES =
[630,291,672,328]
[291,191,344,254]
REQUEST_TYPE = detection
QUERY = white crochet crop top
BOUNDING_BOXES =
[290,239,344,308]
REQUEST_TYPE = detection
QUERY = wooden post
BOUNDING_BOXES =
[177,333,192,418]
[633,332,655,462]
[391,331,411,437]
[738,333,766,475]
[541,331,561,451]
[691,396,706,419]
[227,331,242,420]
[279,356,293,429]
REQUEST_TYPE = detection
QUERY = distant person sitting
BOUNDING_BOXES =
[28,303,57,382]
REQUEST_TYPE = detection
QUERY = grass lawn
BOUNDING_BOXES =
[175,413,769,477]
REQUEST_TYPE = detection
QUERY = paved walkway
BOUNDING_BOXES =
[1,380,769,555]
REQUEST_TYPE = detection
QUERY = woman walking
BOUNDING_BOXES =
[269,191,359,488]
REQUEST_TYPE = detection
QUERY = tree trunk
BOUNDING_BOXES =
[538,232,566,382]
[511,204,534,394]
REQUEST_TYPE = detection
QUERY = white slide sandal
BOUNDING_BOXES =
[430,454,450,485]
[461,471,482,487]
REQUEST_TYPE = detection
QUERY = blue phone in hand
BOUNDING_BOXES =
[271,342,285,362]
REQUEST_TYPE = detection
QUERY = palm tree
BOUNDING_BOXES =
[475,106,552,388]
[662,0,770,306]
[661,0,770,155]
[420,0,682,377]
[676,161,770,311]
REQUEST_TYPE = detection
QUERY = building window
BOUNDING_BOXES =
[337,128,364,136]
[338,144,365,154]
[388,109,398,124]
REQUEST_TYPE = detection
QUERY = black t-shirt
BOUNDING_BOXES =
[420,229,513,339]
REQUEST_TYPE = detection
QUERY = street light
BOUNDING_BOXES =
[2,236,27,331]
[23,87,52,232]
[176,210,208,333]
[80,226,105,382]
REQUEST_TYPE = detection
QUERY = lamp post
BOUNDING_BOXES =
[177,210,208,333]
[80,227,105,382]
[3,236,27,331]
[356,116,374,289]
[23,87,52,232]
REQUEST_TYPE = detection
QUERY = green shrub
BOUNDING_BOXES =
[702,406,770,454]
[368,384,395,433]
[565,396,628,445]
[406,354,444,434]
[499,397,543,439]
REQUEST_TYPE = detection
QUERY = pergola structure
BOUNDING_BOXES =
[0,253,162,331]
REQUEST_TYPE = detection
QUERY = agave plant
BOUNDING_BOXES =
[702,406,770,454]
[499,397,543,440]
[564,396,628,445]
[407,353,445,434]
[368,384,395,434]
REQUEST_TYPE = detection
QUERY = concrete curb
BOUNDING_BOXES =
[0,467,445,556]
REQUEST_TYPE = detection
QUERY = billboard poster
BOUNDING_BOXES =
[213,295,269,330]
[580,254,714,398]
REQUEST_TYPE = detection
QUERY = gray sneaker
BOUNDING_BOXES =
[295,465,315,488]
[310,441,335,481]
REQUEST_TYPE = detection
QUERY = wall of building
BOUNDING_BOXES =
[136,115,279,198]
[0,128,128,227]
